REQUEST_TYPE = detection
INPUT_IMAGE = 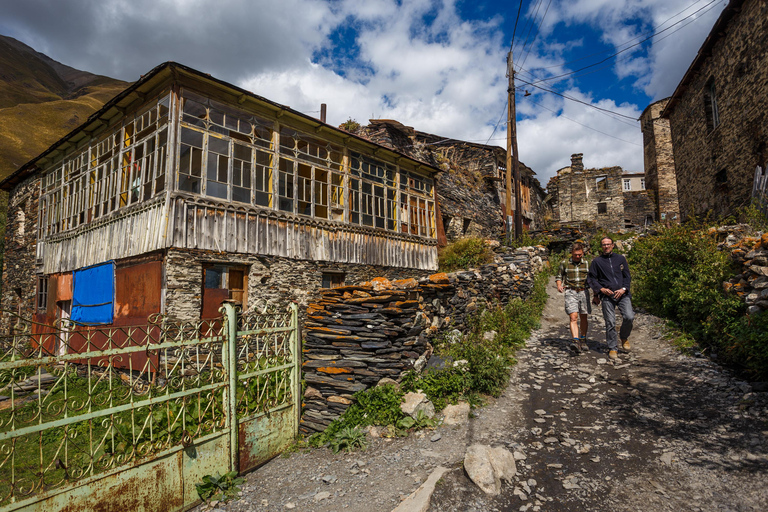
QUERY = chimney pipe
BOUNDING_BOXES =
[320,103,327,123]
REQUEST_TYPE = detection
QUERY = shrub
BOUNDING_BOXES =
[629,224,768,380]
[438,237,494,272]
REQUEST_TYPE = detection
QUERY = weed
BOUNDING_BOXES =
[328,426,368,454]
[195,471,245,503]
[438,238,494,272]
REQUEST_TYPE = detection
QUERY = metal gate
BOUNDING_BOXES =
[0,302,299,512]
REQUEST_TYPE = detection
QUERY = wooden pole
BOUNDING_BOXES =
[506,51,523,240]
[505,53,513,243]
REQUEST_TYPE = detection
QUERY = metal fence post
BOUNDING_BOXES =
[222,303,239,472]
[289,303,300,430]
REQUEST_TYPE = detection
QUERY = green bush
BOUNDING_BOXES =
[438,237,494,272]
[629,224,768,380]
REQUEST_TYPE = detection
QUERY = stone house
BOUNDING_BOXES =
[0,62,441,339]
[546,154,655,231]
[640,98,680,223]
[661,0,768,221]
[348,119,545,242]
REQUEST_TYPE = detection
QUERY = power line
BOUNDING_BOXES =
[514,0,543,57]
[522,0,722,85]
[485,100,509,146]
[530,100,642,147]
[517,0,553,73]
[516,77,640,122]
[510,0,525,51]
[529,0,710,71]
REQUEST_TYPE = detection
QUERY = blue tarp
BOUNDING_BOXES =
[71,262,114,324]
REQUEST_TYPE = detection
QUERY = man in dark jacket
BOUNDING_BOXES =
[587,236,634,360]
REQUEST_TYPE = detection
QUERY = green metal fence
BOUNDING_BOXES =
[0,302,299,512]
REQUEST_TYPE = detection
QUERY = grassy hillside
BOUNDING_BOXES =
[0,34,128,180]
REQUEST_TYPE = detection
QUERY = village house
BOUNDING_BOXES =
[546,154,655,232]
[660,0,768,221]
[0,62,442,332]
[348,119,546,241]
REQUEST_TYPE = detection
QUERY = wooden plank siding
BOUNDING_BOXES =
[168,195,437,270]
[40,198,168,274]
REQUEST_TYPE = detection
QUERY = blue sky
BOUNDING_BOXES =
[0,0,728,185]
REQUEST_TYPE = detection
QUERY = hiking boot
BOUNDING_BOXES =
[569,340,581,354]
[621,339,631,351]
[579,336,588,353]
[608,350,619,360]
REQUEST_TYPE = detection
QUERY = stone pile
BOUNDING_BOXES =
[716,224,768,315]
[300,246,549,433]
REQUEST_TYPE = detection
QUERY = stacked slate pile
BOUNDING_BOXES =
[717,225,768,315]
[300,246,549,433]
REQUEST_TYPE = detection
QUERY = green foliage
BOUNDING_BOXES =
[328,426,368,454]
[195,471,244,503]
[506,231,548,250]
[438,237,495,273]
[397,410,440,431]
[740,202,768,231]
[339,118,361,132]
[629,224,768,380]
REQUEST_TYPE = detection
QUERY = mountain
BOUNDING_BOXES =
[0,35,129,180]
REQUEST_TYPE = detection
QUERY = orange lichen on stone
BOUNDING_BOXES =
[393,278,419,290]
[352,290,372,298]
[371,277,393,291]
[723,282,734,293]
[317,367,352,374]
[762,233,768,248]
[428,273,450,284]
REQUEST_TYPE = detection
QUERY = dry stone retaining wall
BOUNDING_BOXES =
[300,245,549,433]
[716,224,768,315]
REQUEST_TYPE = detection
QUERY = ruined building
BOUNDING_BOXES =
[547,154,655,232]
[661,0,768,221]
[348,119,545,241]
[641,98,680,223]
[1,62,441,331]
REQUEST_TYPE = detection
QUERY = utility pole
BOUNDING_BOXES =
[505,51,523,241]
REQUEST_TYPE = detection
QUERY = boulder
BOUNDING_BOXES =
[401,392,435,419]
[463,444,516,495]
[442,402,470,425]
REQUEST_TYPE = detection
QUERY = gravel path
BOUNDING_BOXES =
[196,277,768,512]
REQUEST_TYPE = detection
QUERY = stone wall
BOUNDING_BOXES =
[665,0,768,222]
[164,248,431,321]
[716,224,768,315]
[622,190,656,229]
[1,176,41,326]
[641,98,680,223]
[300,245,548,433]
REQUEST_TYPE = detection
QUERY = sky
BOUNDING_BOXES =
[0,0,728,186]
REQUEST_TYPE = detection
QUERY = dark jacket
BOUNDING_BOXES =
[587,252,631,297]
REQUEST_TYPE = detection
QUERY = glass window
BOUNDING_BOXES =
[623,179,631,191]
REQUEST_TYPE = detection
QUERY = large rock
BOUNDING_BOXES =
[401,392,435,419]
[442,402,470,425]
[463,444,516,495]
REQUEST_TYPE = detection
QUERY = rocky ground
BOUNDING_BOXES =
[196,277,768,512]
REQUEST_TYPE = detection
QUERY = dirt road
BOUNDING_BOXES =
[198,277,768,512]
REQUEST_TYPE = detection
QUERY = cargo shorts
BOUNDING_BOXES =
[564,288,591,315]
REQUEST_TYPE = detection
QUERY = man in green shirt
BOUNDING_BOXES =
[556,242,591,354]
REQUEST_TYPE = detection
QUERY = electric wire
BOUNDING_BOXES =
[530,0,710,71]
[517,0,553,73]
[485,100,509,146]
[514,0,544,56]
[516,77,639,122]
[530,100,642,147]
[522,0,723,86]
[511,0,525,52]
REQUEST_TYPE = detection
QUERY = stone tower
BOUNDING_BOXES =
[641,98,680,223]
